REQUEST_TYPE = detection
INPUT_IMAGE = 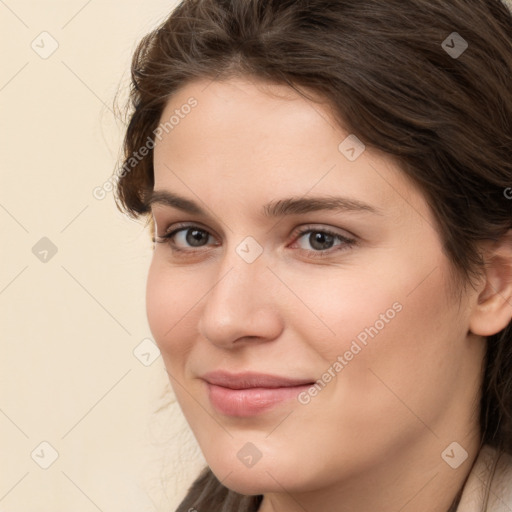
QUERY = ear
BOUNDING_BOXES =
[469,230,512,336]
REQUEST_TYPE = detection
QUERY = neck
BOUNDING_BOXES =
[258,431,481,512]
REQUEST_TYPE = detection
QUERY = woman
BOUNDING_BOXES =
[115,0,512,510]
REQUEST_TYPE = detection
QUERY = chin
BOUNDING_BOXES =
[210,465,282,496]
[205,448,314,496]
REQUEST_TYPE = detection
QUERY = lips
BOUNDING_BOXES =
[201,371,315,417]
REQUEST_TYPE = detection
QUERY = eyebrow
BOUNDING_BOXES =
[147,190,381,217]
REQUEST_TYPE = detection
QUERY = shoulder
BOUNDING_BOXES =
[457,444,512,511]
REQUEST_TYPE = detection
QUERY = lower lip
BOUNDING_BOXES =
[206,383,312,417]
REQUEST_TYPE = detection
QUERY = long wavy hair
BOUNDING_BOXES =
[114,0,512,510]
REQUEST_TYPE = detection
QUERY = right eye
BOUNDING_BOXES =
[152,224,218,253]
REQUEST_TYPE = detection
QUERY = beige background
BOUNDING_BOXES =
[2,1,511,511]
[0,1,205,511]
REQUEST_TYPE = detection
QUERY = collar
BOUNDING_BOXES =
[456,444,512,511]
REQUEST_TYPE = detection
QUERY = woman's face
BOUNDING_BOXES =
[147,77,484,498]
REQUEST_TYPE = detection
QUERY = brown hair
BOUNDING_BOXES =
[114,0,512,510]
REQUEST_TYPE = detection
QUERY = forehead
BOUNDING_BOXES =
[152,77,430,229]
[155,77,335,161]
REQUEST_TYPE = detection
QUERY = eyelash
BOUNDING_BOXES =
[152,222,357,259]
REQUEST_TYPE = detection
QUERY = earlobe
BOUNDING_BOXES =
[469,230,512,337]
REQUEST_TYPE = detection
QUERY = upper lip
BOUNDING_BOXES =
[201,371,315,390]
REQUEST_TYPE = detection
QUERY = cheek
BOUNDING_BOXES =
[330,263,462,424]
[146,260,172,341]
[275,263,407,362]
[145,259,199,360]
[292,250,461,405]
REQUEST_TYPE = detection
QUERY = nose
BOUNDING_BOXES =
[197,250,284,348]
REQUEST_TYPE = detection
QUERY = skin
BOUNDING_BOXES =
[146,76,512,511]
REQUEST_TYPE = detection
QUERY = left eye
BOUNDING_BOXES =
[294,229,353,252]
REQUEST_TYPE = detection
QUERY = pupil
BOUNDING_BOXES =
[310,232,334,250]
[187,229,207,246]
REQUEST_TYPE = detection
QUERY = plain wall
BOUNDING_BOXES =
[0,1,205,511]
